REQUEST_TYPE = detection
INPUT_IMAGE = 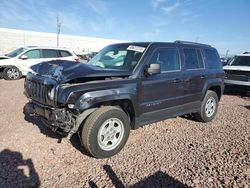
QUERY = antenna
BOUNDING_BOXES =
[56,15,61,48]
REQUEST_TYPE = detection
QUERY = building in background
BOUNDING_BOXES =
[0,28,125,55]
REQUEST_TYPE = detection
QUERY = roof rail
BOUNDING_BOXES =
[174,40,211,47]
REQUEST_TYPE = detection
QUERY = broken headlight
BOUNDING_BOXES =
[48,86,56,100]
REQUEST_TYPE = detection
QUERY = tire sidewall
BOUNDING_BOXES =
[3,66,21,80]
[201,91,219,122]
[83,108,130,158]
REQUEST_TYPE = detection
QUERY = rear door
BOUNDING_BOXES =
[182,48,206,106]
[139,47,185,122]
[41,49,59,61]
[58,50,76,61]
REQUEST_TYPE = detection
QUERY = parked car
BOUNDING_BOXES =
[0,56,10,60]
[220,57,226,65]
[223,54,250,89]
[78,52,98,62]
[24,41,224,158]
[0,47,79,80]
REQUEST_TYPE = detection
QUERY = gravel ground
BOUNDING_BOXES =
[0,79,249,188]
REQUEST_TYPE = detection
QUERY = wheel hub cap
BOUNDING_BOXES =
[97,118,124,151]
[7,68,19,79]
[205,97,216,117]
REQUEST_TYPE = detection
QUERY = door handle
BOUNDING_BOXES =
[200,75,206,79]
[173,78,182,83]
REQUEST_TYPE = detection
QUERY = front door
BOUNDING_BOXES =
[19,49,43,74]
[139,47,184,123]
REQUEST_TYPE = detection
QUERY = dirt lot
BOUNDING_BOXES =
[0,79,249,188]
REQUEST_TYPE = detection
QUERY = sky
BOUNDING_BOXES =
[0,0,249,55]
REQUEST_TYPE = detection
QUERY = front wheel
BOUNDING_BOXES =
[3,66,22,80]
[194,90,219,122]
[81,106,130,158]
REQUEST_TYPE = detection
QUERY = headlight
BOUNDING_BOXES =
[48,87,56,100]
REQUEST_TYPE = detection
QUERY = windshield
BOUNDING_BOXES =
[88,43,148,71]
[6,47,27,57]
[229,56,250,66]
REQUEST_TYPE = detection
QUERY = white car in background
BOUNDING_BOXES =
[0,47,79,80]
[223,53,250,89]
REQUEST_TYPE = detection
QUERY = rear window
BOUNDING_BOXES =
[42,49,58,58]
[183,48,204,70]
[59,50,72,57]
[203,49,222,69]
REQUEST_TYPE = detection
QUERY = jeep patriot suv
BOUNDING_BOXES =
[24,41,224,158]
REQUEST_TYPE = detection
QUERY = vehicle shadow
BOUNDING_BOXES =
[23,105,63,140]
[0,149,40,187]
[180,114,200,122]
[23,104,90,156]
[89,165,189,188]
[243,105,250,111]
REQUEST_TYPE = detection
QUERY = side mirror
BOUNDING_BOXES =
[20,55,28,60]
[147,63,160,75]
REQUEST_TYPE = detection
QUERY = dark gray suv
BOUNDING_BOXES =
[24,41,224,158]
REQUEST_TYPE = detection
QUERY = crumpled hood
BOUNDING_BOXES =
[30,60,131,83]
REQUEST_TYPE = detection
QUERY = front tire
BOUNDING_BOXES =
[195,90,219,122]
[3,66,22,80]
[82,106,130,158]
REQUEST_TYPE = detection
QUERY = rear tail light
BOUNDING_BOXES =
[75,58,80,62]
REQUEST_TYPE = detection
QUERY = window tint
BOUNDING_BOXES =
[150,48,180,72]
[24,50,41,59]
[60,50,72,57]
[183,48,204,70]
[42,49,58,58]
[203,49,222,69]
[229,56,250,66]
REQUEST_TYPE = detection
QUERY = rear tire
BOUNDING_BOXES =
[81,106,130,158]
[3,66,22,80]
[194,90,219,122]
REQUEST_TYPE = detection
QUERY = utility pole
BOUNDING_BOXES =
[226,49,229,58]
[56,15,61,47]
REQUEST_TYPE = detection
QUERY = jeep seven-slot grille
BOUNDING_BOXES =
[224,70,250,81]
[25,79,53,106]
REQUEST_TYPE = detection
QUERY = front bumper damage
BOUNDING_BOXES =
[24,102,76,138]
[24,102,97,139]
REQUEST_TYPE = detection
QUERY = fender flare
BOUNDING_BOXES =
[67,108,97,139]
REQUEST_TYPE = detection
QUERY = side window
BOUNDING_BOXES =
[183,48,204,70]
[60,50,72,57]
[23,50,41,59]
[149,48,180,72]
[42,49,58,58]
[203,49,222,69]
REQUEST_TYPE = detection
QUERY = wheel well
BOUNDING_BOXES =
[208,86,222,100]
[95,99,135,128]
[0,67,4,77]
[0,67,4,71]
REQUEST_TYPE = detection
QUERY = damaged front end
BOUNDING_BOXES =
[24,103,75,133]
[24,60,131,139]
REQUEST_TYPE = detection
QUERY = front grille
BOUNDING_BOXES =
[25,79,53,106]
[224,70,250,81]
